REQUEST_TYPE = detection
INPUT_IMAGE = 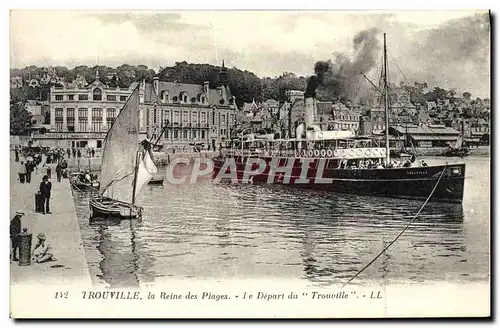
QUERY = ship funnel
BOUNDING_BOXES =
[296,123,305,141]
[304,97,316,127]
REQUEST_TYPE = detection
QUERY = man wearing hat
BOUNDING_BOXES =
[39,175,52,214]
[32,233,54,263]
[10,211,24,261]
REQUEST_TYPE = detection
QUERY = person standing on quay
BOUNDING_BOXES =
[14,148,19,162]
[10,211,24,261]
[25,160,32,183]
[56,161,62,182]
[39,175,52,215]
[18,161,26,183]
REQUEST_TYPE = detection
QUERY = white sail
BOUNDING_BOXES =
[99,87,140,203]
[134,150,158,200]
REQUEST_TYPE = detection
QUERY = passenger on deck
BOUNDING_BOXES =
[421,160,428,167]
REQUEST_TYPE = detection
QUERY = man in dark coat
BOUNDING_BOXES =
[39,175,52,214]
[10,211,24,261]
[25,161,32,183]
[56,162,62,182]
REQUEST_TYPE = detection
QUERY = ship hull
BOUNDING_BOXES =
[212,156,465,203]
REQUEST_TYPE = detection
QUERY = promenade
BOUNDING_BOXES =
[9,153,92,287]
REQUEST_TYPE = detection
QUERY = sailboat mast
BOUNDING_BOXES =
[383,33,390,164]
[131,151,140,205]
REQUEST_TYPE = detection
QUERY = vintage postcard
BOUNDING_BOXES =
[9,10,490,318]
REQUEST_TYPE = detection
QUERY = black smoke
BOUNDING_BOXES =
[304,61,332,98]
[307,28,381,102]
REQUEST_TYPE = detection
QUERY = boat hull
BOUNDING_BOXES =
[212,156,465,203]
[89,197,143,219]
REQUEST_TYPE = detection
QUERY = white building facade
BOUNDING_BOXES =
[34,74,146,149]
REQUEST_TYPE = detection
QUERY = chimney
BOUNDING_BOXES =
[203,81,209,96]
[153,76,159,96]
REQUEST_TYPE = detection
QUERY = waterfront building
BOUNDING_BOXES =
[33,71,145,149]
[331,104,361,133]
[285,90,304,103]
[143,61,237,151]
[388,124,460,148]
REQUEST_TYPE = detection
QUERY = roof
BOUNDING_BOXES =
[153,81,232,107]
[410,135,458,141]
[263,99,279,107]
[392,124,460,135]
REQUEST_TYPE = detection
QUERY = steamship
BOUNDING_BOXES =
[213,34,465,203]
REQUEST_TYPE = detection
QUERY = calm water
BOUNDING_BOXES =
[72,156,490,288]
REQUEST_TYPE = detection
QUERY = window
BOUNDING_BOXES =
[173,111,180,124]
[78,108,88,131]
[54,108,63,131]
[68,95,74,101]
[55,108,63,119]
[201,112,207,125]
[93,88,102,101]
[201,96,206,104]
[201,130,206,139]
[78,94,88,101]
[161,91,169,102]
[92,108,103,132]
[193,130,197,139]
[55,95,63,101]
[107,108,116,125]
[221,114,226,126]
[191,112,198,123]
[107,95,116,101]
[120,96,127,101]
[182,111,189,123]
[173,130,178,139]
[183,130,188,139]
[67,108,75,132]
[97,140,102,148]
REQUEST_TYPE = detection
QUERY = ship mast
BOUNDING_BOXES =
[383,33,390,164]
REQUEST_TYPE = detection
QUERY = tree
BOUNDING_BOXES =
[10,102,33,135]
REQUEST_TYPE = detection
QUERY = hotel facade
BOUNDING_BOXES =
[33,73,146,149]
[142,62,237,151]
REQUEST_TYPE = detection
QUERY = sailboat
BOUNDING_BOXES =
[89,86,158,219]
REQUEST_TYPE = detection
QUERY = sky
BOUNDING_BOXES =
[9,10,490,98]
